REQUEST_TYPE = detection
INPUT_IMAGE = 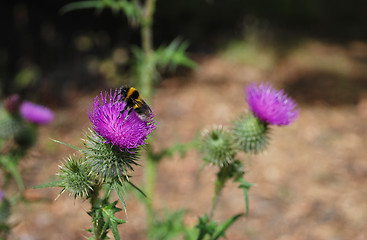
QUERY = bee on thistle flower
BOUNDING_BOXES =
[88,88,157,150]
[117,86,153,122]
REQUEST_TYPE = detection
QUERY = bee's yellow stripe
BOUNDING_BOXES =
[126,87,136,98]
[127,87,142,101]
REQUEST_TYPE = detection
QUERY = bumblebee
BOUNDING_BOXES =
[117,86,152,122]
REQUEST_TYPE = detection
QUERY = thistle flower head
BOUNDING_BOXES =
[246,82,299,126]
[19,101,54,125]
[200,126,236,167]
[88,89,157,150]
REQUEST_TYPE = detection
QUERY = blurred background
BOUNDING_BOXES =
[1,0,367,239]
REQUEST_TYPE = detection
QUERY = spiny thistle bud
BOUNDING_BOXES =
[231,114,269,154]
[0,105,22,139]
[200,126,236,167]
[14,123,38,150]
[58,155,94,199]
[83,129,139,184]
[3,94,21,114]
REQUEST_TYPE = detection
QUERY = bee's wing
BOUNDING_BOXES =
[133,99,152,112]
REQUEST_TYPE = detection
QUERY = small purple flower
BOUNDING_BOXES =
[20,101,54,125]
[88,89,157,150]
[246,82,299,126]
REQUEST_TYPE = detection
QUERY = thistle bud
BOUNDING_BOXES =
[58,155,94,199]
[200,126,236,167]
[231,114,269,154]
[0,106,22,139]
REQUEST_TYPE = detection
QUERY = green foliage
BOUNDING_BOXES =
[0,155,24,191]
[195,214,243,240]
[61,0,142,25]
[155,39,198,71]
[132,38,197,86]
[149,209,187,240]
[236,177,254,217]
[88,199,127,240]
[148,135,199,163]
[0,198,11,239]
[14,64,41,89]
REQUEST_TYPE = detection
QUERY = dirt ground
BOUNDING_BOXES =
[9,39,367,240]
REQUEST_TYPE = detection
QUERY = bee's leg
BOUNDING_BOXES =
[118,104,129,119]
[122,107,134,124]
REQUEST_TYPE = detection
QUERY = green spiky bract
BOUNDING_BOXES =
[83,129,139,185]
[201,127,236,167]
[58,155,94,199]
[231,114,270,154]
[0,106,22,139]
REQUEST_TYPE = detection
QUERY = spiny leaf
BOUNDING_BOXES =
[50,138,83,151]
[101,201,127,240]
[0,155,24,190]
[60,0,102,14]
[212,214,243,240]
[236,178,254,217]
[32,181,64,189]
[112,182,127,215]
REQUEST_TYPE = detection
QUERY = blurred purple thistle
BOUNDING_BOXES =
[88,89,157,150]
[246,82,299,126]
[20,101,54,125]
[0,190,4,202]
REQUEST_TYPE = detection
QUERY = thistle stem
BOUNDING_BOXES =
[90,184,102,240]
[139,0,156,100]
[145,151,157,227]
[208,178,226,220]
[140,0,157,231]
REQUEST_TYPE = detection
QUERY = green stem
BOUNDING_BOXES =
[208,178,225,220]
[139,0,156,100]
[145,150,157,227]
[140,0,157,232]
[90,184,102,240]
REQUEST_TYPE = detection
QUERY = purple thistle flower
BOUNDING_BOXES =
[88,89,157,150]
[0,190,4,202]
[20,101,54,125]
[246,82,299,126]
